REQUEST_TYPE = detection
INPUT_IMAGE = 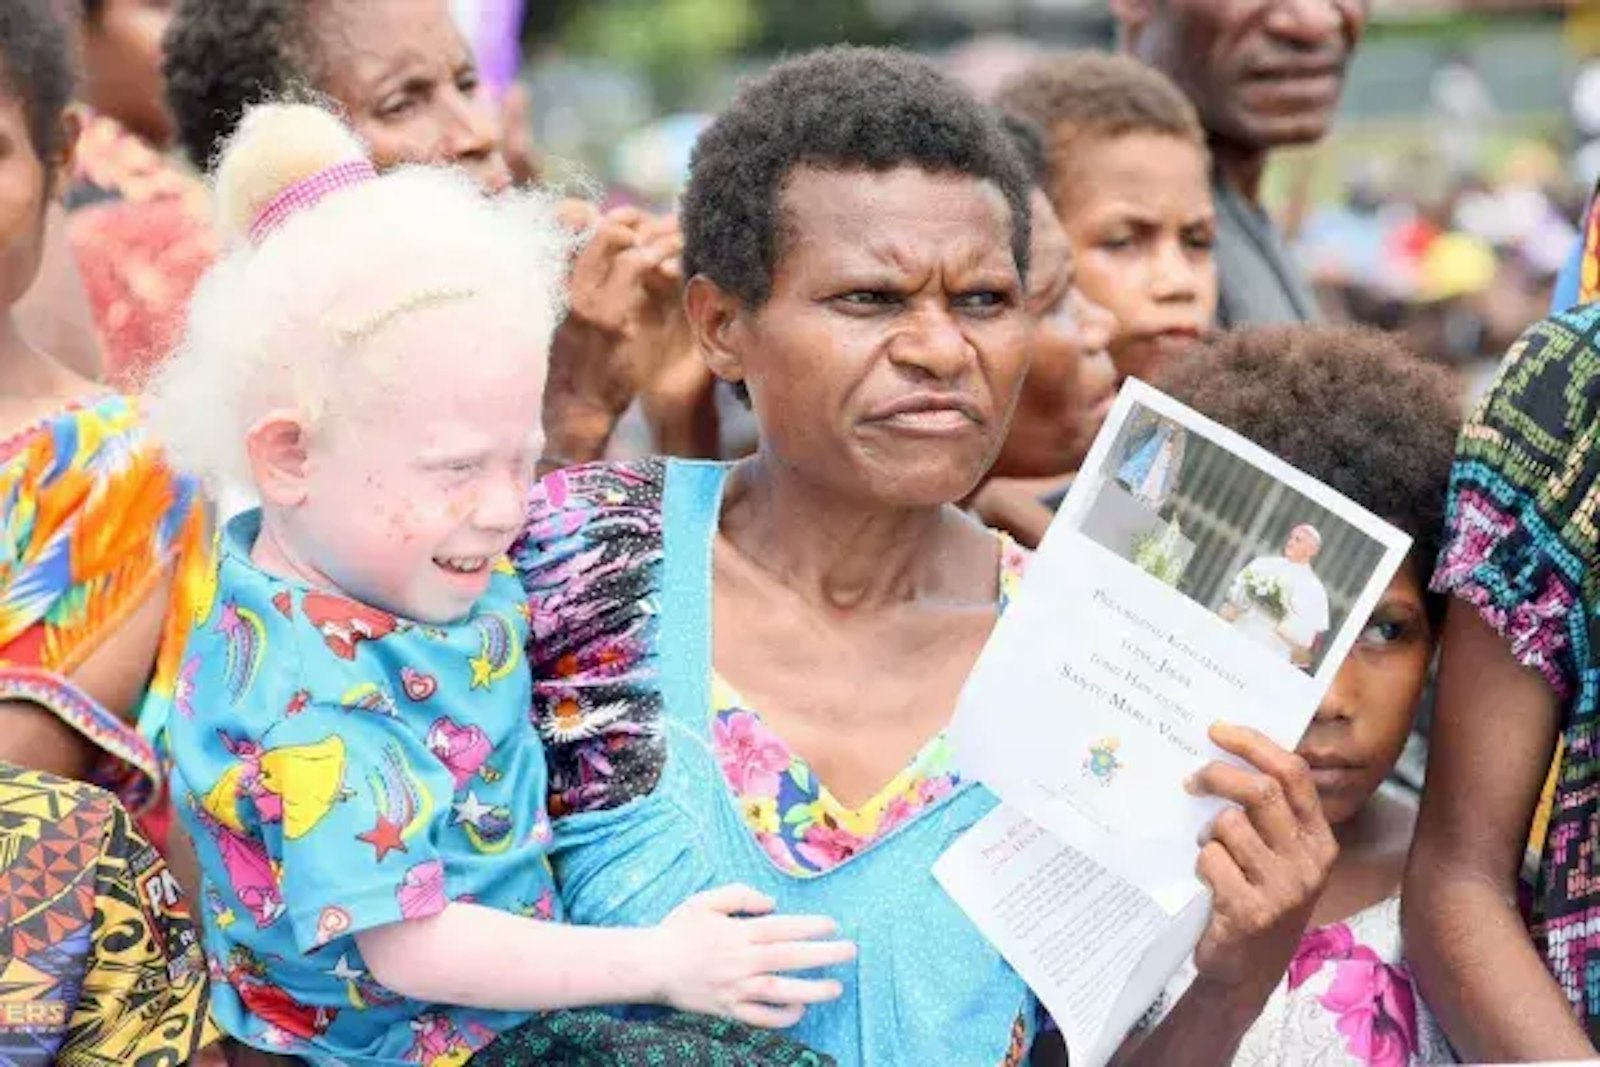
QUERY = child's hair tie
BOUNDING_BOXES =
[250,159,378,245]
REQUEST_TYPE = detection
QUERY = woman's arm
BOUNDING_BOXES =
[1402,604,1595,1060]
[1122,724,1338,1066]
[0,569,170,778]
[356,885,855,1028]
[16,201,102,380]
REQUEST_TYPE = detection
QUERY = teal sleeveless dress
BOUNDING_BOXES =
[513,459,1036,1066]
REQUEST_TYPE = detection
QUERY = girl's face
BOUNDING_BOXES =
[1296,562,1434,826]
[271,303,545,624]
[1052,132,1217,385]
[0,91,59,314]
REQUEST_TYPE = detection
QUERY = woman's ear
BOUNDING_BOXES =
[48,107,83,203]
[246,411,313,508]
[684,274,749,391]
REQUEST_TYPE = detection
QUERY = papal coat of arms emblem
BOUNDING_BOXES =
[1082,736,1123,785]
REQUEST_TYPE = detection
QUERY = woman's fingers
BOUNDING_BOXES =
[1195,839,1253,904]
[1189,759,1300,852]
[1210,722,1325,830]
[1206,807,1275,886]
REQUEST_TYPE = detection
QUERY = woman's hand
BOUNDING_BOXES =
[1188,723,1336,997]
[648,883,857,1029]
[542,206,686,465]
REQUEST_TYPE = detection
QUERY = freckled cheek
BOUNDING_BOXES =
[384,503,419,544]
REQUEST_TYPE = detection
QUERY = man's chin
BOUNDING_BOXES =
[1239,112,1340,151]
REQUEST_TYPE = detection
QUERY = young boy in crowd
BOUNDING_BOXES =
[998,51,1217,386]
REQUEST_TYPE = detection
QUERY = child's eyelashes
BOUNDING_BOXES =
[1357,615,1419,649]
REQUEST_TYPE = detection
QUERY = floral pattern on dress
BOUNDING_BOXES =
[713,681,963,877]
[714,534,1027,877]
[1290,923,1421,1067]
[1145,896,1453,1065]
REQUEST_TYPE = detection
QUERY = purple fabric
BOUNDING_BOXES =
[455,0,527,100]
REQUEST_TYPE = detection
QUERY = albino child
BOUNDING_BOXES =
[147,103,851,1066]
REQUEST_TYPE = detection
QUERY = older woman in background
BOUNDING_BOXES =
[512,46,1336,1066]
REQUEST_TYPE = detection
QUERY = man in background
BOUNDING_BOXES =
[1112,0,1369,327]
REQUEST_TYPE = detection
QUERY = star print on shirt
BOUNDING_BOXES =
[452,791,494,828]
[357,816,407,861]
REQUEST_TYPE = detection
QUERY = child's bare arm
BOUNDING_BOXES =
[355,883,855,1028]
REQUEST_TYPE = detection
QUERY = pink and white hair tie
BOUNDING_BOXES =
[249,159,378,244]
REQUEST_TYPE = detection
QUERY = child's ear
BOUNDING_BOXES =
[247,411,313,507]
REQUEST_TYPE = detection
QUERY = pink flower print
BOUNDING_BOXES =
[796,820,865,870]
[713,711,791,798]
[1318,953,1421,1067]
[757,831,803,874]
[878,794,918,836]
[531,888,557,921]
[1288,923,1356,990]
[915,775,955,807]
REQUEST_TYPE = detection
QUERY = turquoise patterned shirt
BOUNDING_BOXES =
[167,511,559,1065]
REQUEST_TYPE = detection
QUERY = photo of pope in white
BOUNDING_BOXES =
[1219,524,1331,670]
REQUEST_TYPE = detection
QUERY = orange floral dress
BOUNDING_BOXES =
[65,111,219,387]
[0,394,210,847]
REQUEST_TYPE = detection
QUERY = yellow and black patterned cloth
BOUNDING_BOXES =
[0,762,215,1065]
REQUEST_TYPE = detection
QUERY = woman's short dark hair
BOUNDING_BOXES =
[0,0,73,163]
[1155,326,1462,621]
[681,46,1033,308]
[162,0,320,168]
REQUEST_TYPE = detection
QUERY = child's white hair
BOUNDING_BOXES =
[144,102,571,494]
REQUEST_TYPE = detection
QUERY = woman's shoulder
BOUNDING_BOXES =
[2,392,200,541]
[525,458,669,524]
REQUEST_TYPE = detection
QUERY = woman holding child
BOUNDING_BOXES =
[513,47,1342,1065]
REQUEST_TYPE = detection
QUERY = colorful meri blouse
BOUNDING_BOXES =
[517,459,1036,1067]
[1147,897,1453,1066]
[0,762,216,1066]
[66,111,219,387]
[167,512,559,1064]
[0,394,207,846]
[1431,299,1600,1039]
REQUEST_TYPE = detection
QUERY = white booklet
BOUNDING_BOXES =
[934,380,1412,1066]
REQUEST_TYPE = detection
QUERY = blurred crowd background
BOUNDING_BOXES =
[505,0,1596,401]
